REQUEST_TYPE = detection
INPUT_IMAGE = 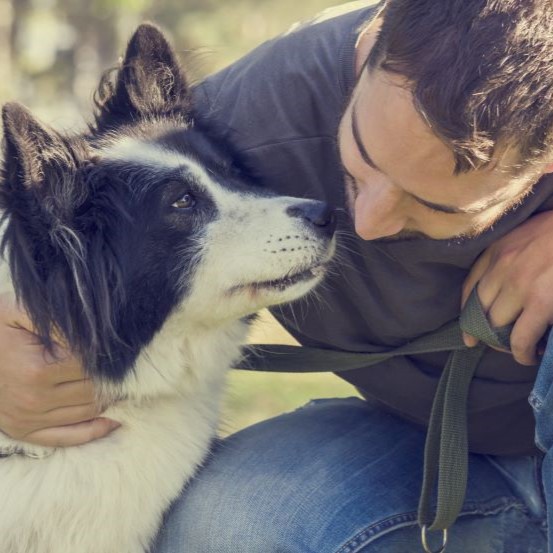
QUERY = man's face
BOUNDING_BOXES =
[337,69,542,241]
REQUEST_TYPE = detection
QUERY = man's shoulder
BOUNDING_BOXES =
[284,1,380,36]
[192,2,380,152]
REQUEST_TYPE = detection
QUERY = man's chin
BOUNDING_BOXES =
[369,230,431,242]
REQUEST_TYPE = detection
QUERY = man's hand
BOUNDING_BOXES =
[0,293,120,447]
[462,211,553,366]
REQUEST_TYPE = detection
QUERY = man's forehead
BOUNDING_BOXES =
[351,69,531,211]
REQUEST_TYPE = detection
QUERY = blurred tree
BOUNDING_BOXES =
[0,0,14,100]
[2,0,340,124]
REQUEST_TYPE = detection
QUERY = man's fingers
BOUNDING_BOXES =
[461,252,491,307]
[462,275,501,347]
[0,292,110,448]
[51,379,97,406]
[42,403,103,428]
[462,332,479,347]
[509,310,549,366]
[8,403,103,437]
[43,353,88,385]
[486,287,523,329]
[22,418,121,448]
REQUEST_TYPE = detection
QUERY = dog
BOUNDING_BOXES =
[0,24,336,553]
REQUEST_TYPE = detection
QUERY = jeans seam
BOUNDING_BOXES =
[529,391,543,411]
[334,497,529,553]
[533,455,548,524]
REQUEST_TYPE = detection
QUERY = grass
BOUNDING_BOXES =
[219,310,360,436]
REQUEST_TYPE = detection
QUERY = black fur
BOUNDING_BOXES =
[0,23,238,382]
[93,23,191,133]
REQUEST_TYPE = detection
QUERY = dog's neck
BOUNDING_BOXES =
[96,310,249,405]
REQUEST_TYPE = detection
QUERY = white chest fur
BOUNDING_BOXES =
[0,297,248,553]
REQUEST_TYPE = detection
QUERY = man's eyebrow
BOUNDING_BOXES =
[350,101,495,215]
[351,102,382,172]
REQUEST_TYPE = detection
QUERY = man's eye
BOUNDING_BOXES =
[172,193,196,209]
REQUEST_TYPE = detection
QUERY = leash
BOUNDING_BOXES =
[236,288,511,553]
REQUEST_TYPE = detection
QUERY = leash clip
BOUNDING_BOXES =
[0,447,54,459]
[421,525,448,553]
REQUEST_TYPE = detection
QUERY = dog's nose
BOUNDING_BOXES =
[286,201,337,238]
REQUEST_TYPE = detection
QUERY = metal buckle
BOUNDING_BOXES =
[421,525,448,553]
[0,447,54,459]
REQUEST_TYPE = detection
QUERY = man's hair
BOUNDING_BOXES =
[367,0,553,174]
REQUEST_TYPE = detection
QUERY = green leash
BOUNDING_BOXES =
[236,289,511,552]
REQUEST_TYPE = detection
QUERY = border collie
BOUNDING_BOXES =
[0,24,336,553]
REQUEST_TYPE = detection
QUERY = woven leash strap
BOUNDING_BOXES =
[417,291,511,535]
[237,288,512,546]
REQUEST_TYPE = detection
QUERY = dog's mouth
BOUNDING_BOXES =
[232,262,327,294]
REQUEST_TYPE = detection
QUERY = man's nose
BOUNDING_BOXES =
[353,183,407,240]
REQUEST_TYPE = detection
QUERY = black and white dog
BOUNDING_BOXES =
[0,24,335,553]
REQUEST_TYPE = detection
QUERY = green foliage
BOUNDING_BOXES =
[94,0,153,11]
[222,371,359,435]
[2,0,343,122]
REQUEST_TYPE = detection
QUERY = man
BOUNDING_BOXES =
[1,0,552,551]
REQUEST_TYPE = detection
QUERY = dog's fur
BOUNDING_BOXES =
[0,24,336,553]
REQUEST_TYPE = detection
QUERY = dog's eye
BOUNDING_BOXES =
[172,193,196,209]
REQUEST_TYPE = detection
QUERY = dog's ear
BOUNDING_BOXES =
[94,23,190,130]
[1,101,86,232]
[1,102,74,192]
[1,103,111,373]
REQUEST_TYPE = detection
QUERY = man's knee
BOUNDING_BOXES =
[151,467,284,552]
[149,398,427,553]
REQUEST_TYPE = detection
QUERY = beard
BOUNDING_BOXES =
[369,229,432,242]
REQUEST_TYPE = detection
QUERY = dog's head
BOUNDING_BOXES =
[0,24,335,383]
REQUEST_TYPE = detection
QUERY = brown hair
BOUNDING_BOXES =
[367,0,553,174]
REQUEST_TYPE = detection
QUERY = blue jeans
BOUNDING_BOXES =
[151,397,547,552]
[530,327,553,552]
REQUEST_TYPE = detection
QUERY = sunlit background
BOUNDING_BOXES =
[0,0,360,435]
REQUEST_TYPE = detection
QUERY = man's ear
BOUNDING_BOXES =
[94,23,190,130]
[1,102,72,192]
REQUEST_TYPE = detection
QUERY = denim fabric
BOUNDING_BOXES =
[151,397,547,552]
[530,327,553,552]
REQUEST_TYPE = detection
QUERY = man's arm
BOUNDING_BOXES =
[0,293,119,447]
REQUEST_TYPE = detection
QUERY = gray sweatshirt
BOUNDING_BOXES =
[192,2,553,455]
